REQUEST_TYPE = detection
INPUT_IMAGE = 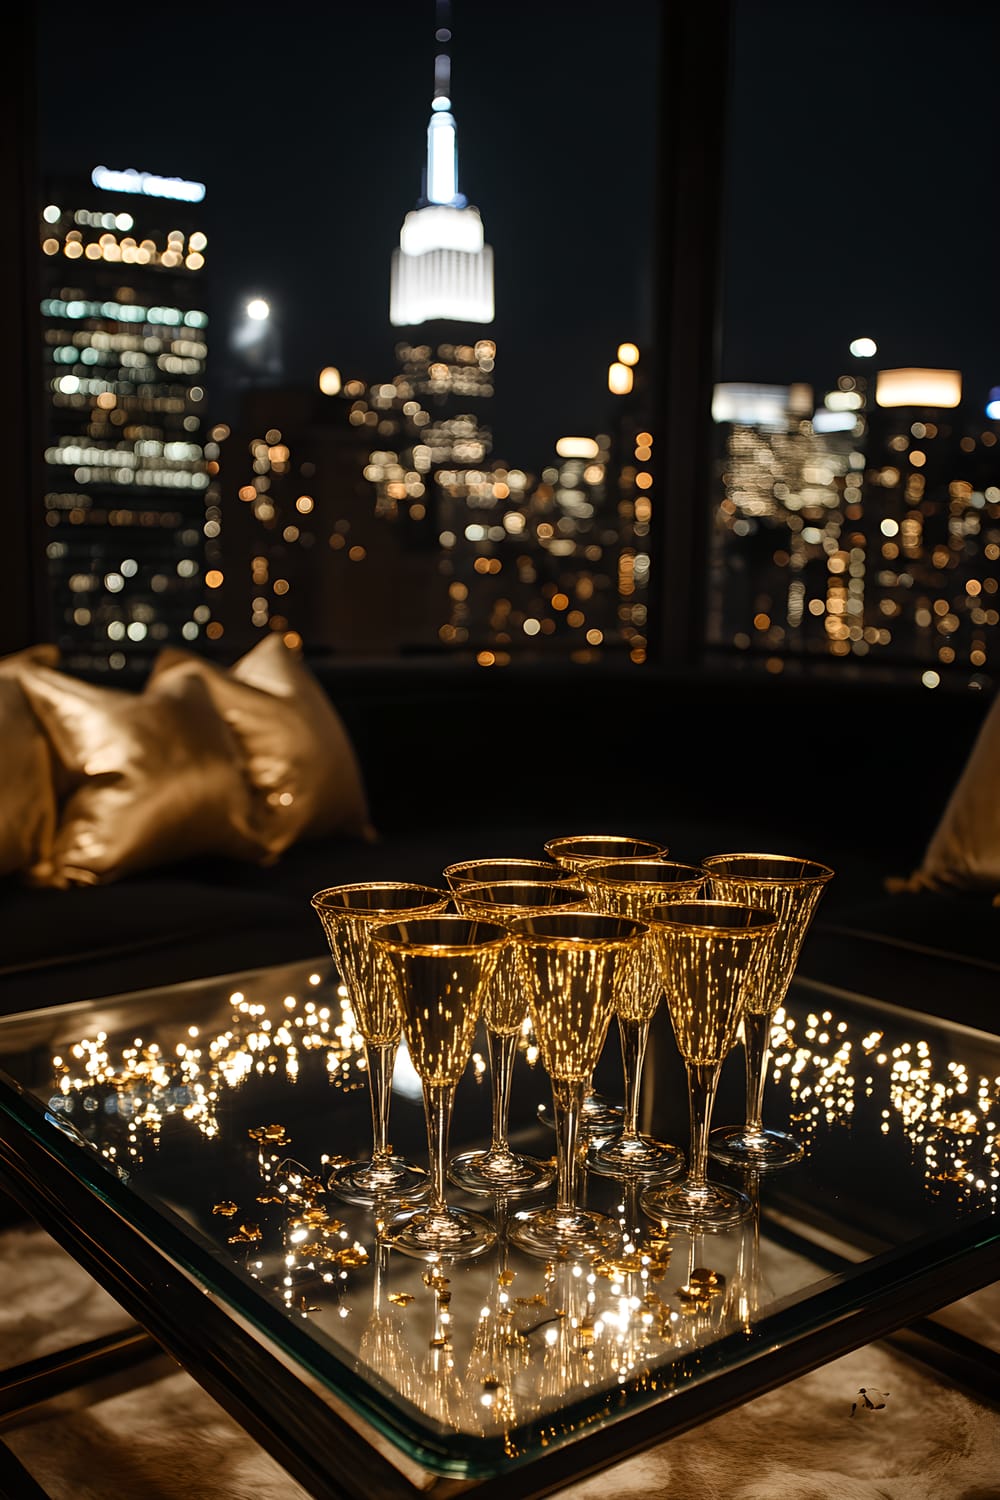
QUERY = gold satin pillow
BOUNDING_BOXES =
[890,690,1000,899]
[0,645,60,880]
[19,665,263,887]
[151,635,375,862]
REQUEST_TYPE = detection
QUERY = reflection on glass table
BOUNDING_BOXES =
[3,951,997,1492]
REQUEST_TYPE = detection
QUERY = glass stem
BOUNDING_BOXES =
[487,1028,517,1155]
[423,1081,455,1216]
[686,1060,723,1190]
[366,1041,397,1167]
[742,1010,772,1136]
[551,1077,585,1214]
[617,1016,648,1143]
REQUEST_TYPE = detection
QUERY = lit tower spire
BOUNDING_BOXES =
[389,1,495,327]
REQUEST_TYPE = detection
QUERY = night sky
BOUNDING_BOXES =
[36,0,998,472]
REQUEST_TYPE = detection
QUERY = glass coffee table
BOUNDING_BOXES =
[0,955,996,1499]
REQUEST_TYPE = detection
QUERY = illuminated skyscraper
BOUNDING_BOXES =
[389,3,494,330]
[383,1,495,475]
[37,166,216,672]
[217,4,647,664]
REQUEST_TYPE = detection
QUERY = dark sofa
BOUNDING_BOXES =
[1,658,997,1035]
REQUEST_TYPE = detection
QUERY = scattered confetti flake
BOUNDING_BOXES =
[228,1223,263,1244]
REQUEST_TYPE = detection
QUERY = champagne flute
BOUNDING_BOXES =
[372,913,509,1260]
[543,834,668,873]
[504,910,648,1259]
[541,834,669,1138]
[311,881,450,1205]
[444,856,567,890]
[580,858,707,1178]
[702,853,834,1170]
[448,879,589,1196]
[639,901,777,1231]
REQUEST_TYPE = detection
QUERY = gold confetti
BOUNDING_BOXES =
[291,1208,338,1229]
[212,1201,239,1217]
[249,1124,290,1145]
[228,1223,263,1244]
[388,1292,414,1307]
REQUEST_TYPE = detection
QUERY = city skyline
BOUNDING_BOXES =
[35,0,999,463]
[35,0,661,472]
[29,0,1000,683]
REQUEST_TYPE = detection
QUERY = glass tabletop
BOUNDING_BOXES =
[0,955,996,1492]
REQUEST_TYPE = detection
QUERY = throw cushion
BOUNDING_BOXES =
[150,635,376,862]
[0,645,60,880]
[889,688,1000,898]
[19,666,264,887]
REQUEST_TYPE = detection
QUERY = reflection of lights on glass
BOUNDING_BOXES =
[922,670,941,688]
[49,976,368,1156]
[245,298,270,322]
[608,362,633,395]
[849,336,878,358]
[770,1005,999,1210]
[617,342,640,366]
[318,366,342,396]
[555,437,600,459]
[391,1040,423,1100]
[876,368,961,409]
[825,390,863,411]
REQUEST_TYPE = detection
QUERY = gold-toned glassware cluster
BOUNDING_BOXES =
[310,837,832,1260]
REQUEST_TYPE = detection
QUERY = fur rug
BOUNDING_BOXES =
[1,1224,997,1500]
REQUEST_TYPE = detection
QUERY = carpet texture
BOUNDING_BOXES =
[0,1224,997,1500]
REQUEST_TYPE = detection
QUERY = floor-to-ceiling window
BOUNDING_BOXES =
[707,0,999,689]
[31,0,668,674]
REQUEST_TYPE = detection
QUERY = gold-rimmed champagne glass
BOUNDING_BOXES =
[580,858,708,1178]
[311,881,450,1205]
[372,913,509,1260]
[543,834,668,873]
[448,880,589,1196]
[639,901,777,1231]
[504,910,648,1259]
[701,853,834,1170]
[541,835,669,1138]
[444,856,567,890]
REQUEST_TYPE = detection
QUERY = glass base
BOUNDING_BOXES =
[708,1124,804,1171]
[327,1156,430,1207]
[448,1147,555,1198]
[640,1176,751,1231]
[382,1205,497,1261]
[536,1091,624,1141]
[509,1204,622,1260]
[587,1133,685,1180]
